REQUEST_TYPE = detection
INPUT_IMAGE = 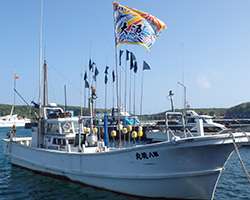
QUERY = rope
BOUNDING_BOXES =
[230,133,250,184]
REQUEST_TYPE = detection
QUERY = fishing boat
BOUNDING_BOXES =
[0,106,31,127]
[3,88,250,199]
[3,1,250,199]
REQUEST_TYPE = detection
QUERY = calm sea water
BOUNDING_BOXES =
[1,127,250,200]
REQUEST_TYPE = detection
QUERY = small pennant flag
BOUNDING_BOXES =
[130,52,136,70]
[119,50,124,66]
[85,80,89,88]
[112,70,115,82]
[14,74,19,79]
[105,74,108,84]
[91,62,96,72]
[105,66,109,74]
[143,61,151,70]
[134,61,138,73]
[89,59,92,71]
[126,50,130,61]
[93,67,99,82]
[84,71,87,81]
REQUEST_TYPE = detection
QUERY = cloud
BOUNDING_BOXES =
[197,73,211,89]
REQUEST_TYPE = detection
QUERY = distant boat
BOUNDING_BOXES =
[185,110,226,132]
[146,111,227,142]
[147,110,227,142]
[0,106,31,127]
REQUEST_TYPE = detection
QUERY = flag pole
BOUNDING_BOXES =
[113,1,122,148]
[140,69,144,117]
[133,65,136,129]
[124,50,128,121]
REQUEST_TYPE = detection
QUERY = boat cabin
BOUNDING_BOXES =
[43,117,86,151]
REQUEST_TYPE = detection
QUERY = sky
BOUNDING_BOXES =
[1,0,250,115]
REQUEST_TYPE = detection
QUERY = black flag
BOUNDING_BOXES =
[126,50,130,61]
[134,61,138,73]
[119,50,124,66]
[93,67,99,82]
[130,52,136,70]
[112,70,115,82]
[85,80,89,88]
[105,74,108,84]
[143,61,151,70]
[91,62,96,72]
[84,71,87,80]
[89,59,92,71]
[105,66,109,74]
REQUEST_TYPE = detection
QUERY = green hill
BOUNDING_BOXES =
[0,104,108,118]
[1,102,250,119]
[226,102,250,115]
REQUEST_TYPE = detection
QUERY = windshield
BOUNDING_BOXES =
[73,122,83,133]
[203,118,213,123]
[47,123,59,134]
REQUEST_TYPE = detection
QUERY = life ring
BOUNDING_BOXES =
[62,122,71,132]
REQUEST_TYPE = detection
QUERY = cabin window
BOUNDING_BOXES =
[73,122,83,133]
[61,122,72,133]
[52,138,66,145]
[187,118,195,123]
[47,123,59,133]
[68,139,74,144]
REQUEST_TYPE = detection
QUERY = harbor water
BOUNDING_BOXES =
[1,127,250,200]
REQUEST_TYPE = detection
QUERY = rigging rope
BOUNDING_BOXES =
[230,132,250,184]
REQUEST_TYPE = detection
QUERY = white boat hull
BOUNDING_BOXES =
[2,133,249,200]
[0,119,31,127]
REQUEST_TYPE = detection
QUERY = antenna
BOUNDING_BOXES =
[64,85,67,111]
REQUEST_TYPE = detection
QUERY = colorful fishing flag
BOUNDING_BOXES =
[14,74,19,79]
[114,1,166,52]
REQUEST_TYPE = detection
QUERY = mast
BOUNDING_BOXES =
[38,0,43,147]
[43,60,47,107]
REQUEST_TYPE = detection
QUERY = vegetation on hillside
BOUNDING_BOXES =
[0,104,109,119]
[0,102,250,119]
[226,102,250,115]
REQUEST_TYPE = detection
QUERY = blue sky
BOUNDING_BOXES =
[1,0,250,115]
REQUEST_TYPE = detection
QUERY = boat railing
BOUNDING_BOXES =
[11,137,32,146]
[165,112,208,141]
[184,128,194,137]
